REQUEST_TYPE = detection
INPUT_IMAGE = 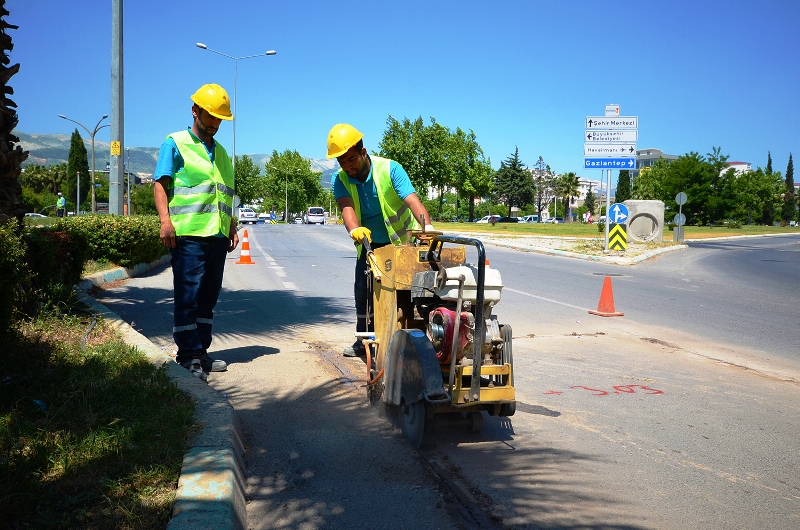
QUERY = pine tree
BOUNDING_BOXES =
[783,153,795,223]
[492,147,533,215]
[766,151,773,175]
[615,170,631,202]
[584,184,596,214]
[66,128,90,211]
[0,1,27,227]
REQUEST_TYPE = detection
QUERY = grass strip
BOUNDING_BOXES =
[0,311,195,529]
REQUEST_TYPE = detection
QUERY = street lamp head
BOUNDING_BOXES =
[266,50,277,55]
[58,114,66,119]
[102,114,108,119]
[196,42,207,49]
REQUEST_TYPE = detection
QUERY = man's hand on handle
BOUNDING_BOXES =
[349,226,372,244]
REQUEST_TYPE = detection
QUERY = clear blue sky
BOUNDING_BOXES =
[9,0,799,182]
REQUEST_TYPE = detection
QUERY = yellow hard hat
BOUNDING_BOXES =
[190,83,233,120]
[326,123,364,158]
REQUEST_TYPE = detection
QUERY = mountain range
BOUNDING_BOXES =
[14,131,339,189]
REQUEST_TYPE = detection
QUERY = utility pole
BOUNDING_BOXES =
[109,0,125,215]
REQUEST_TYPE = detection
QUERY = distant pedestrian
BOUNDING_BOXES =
[153,83,239,381]
[56,192,66,217]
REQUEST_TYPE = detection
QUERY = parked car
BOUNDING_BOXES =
[237,207,258,225]
[551,217,565,224]
[303,206,325,225]
[520,214,539,223]
[496,216,521,223]
[475,215,500,224]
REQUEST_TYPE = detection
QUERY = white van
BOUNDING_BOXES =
[304,206,325,225]
[521,214,539,223]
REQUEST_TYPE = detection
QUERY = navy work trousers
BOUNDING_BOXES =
[354,242,388,334]
[169,235,228,365]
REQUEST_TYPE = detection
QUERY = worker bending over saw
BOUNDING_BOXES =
[327,123,434,357]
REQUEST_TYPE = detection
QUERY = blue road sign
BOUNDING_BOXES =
[584,158,636,169]
[609,203,629,224]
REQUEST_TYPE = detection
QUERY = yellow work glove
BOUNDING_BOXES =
[349,226,372,243]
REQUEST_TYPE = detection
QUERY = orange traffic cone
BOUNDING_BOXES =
[236,229,255,265]
[588,276,623,317]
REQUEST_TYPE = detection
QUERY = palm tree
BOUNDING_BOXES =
[561,172,580,222]
[0,1,28,228]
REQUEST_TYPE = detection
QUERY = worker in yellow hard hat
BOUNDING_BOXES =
[152,83,238,381]
[328,123,434,357]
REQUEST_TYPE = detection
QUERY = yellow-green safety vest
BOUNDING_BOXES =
[337,156,419,257]
[167,130,235,237]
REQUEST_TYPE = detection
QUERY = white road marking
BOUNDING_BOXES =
[505,287,590,312]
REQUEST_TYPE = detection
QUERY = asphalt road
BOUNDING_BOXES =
[95,225,800,529]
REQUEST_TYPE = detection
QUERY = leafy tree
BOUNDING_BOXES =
[661,152,713,224]
[378,116,495,221]
[782,153,795,224]
[377,116,429,193]
[584,183,596,215]
[131,182,157,214]
[492,147,533,216]
[632,158,668,201]
[449,127,493,221]
[530,156,555,219]
[262,150,322,219]
[705,146,733,222]
[733,168,782,225]
[234,154,263,206]
[615,170,631,203]
[66,128,90,211]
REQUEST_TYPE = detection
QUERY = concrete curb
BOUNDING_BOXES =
[77,256,246,530]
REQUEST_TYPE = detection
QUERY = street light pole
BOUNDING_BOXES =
[195,43,276,175]
[59,114,109,213]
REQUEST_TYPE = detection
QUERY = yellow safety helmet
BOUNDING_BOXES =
[190,83,233,120]
[326,123,364,158]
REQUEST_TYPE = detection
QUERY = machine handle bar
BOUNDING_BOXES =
[427,235,486,402]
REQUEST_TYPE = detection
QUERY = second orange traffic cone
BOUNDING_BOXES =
[236,229,255,265]
[588,275,623,317]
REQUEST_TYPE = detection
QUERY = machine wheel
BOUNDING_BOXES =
[499,324,516,417]
[467,411,484,433]
[399,398,425,448]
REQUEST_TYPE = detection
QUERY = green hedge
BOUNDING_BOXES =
[1,215,165,337]
[0,223,30,337]
[53,214,164,268]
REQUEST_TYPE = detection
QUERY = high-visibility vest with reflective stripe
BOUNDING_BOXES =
[337,156,419,257]
[57,197,66,208]
[167,130,235,237]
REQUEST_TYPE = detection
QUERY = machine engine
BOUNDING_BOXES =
[411,264,506,366]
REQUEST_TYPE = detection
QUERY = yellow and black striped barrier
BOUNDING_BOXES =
[609,223,628,250]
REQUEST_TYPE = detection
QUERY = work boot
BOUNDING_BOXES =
[199,352,227,372]
[181,358,208,382]
[343,340,366,357]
